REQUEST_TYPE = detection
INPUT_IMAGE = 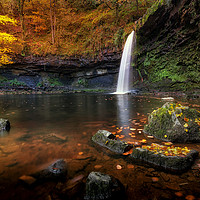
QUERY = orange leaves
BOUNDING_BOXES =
[152,177,159,182]
[139,139,147,144]
[123,148,133,155]
[185,195,195,200]
[184,117,189,122]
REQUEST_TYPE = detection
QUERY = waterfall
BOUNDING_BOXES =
[114,31,135,94]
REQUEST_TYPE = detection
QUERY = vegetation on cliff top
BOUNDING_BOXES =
[0,0,155,62]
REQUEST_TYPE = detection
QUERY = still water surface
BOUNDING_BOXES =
[0,93,200,199]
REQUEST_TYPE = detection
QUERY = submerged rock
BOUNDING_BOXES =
[0,118,10,131]
[92,130,133,154]
[144,102,200,143]
[130,146,199,172]
[19,175,37,185]
[84,172,125,200]
[32,159,67,180]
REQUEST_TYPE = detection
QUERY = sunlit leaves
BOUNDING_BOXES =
[0,15,17,25]
[142,143,191,157]
[0,32,17,44]
[0,15,19,66]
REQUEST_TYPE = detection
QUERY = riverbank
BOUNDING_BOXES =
[1,85,200,104]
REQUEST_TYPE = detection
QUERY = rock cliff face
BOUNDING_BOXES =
[1,51,121,89]
[136,0,200,92]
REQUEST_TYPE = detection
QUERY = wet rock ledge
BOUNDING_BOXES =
[92,129,199,173]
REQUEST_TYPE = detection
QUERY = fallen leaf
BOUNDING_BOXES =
[175,192,183,197]
[94,165,102,169]
[152,177,159,182]
[123,148,133,155]
[78,152,83,155]
[163,142,173,146]
[139,139,147,144]
[185,195,195,200]
[147,136,154,139]
[127,164,134,169]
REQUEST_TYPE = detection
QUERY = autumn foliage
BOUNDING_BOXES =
[0,0,156,64]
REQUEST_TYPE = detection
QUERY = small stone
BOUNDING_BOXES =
[116,165,122,170]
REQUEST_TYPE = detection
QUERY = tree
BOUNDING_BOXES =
[0,15,18,66]
[50,0,56,44]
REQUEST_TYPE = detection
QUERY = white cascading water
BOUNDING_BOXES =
[114,30,135,94]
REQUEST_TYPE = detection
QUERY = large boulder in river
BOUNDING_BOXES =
[92,130,133,154]
[144,102,200,143]
[0,118,10,131]
[84,172,125,200]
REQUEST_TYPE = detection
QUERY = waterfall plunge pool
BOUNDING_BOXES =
[0,93,200,200]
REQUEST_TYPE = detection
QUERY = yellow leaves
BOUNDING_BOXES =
[185,129,189,132]
[176,112,183,117]
[184,123,189,128]
[163,142,173,146]
[0,15,17,25]
[0,32,17,44]
[142,143,191,157]
[195,118,200,126]
[164,135,168,138]
[168,110,173,115]
[0,15,19,66]
[139,139,147,144]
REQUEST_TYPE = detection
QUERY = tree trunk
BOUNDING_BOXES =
[50,0,56,45]
[18,0,25,50]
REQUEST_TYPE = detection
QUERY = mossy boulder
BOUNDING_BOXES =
[92,130,133,154]
[0,118,10,131]
[130,147,198,172]
[144,102,200,142]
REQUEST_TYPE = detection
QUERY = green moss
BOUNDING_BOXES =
[9,78,27,87]
[37,77,63,87]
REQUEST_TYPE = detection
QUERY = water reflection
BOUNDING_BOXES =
[116,94,131,127]
[0,94,200,200]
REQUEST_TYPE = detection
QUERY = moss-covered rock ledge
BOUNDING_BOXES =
[144,102,200,143]
[92,130,133,154]
[92,129,199,172]
[135,0,200,91]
